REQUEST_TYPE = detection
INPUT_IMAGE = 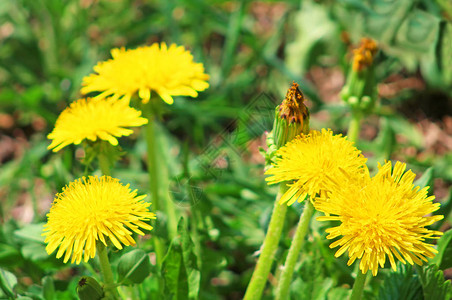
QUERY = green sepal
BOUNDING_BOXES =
[341,63,377,115]
[263,105,310,168]
[76,276,104,300]
[273,106,310,149]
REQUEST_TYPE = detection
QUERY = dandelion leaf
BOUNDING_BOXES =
[418,264,452,300]
[377,263,422,300]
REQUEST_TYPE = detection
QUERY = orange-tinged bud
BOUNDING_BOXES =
[352,38,378,72]
[273,82,310,149]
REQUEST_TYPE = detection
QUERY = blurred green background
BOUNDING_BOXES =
[0,0,451,299]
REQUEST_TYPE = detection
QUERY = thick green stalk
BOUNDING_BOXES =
[145,114,161,212]
[96,243,119,300]
[97,150,111,177]
[162,184,178,238]
[244,185,289,300]
[275,200,315,300]
[347,112,362,144]
[143,103,177,265]
[144,115,166,268]
[349,270,367,300]
[144,103,178,236]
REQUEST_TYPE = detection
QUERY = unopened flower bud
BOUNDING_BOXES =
[77,276,104,300]
[262,82,310,166]
[352,38,378,72]
[342,38,378,114]
[273,82,310,149]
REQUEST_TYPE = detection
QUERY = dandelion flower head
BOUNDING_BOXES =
[47,97,148,152]
[81,43,210,104]
[315,161,443,276]
[43,176,155,264]
[265,129,367,205]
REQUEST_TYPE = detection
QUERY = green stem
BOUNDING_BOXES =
[144,104,178,237]
[163,190,178,239]
[349,270,367,300]
[276,200,315,300]
[145,114,160,212]
[347,112,362,144]
[153,236,164,267]
[98,150,111,176]
[96,243,120,300]
[142,102,179,270]
[144,114,166,268]
[244,184,289,300]
[153,236,164,297]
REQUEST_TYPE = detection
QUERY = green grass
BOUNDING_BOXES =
[0,0,451,299]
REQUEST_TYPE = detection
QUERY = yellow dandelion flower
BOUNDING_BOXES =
[47,97,148,152]
[315,161,443,276]
[81,43,210,104]
[265,129,367,205]
[42,176,155,264]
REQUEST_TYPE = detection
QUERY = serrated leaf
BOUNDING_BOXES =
[117,249,151,285]
[364,0,413,43]
[161,218,200,300]
[377,263,423,300]
[175,218,200,299]
[430,229,452,270]
[290,237,334,300]
[162,241,185,300]
[418,264,452,300]
[395,10,440,53]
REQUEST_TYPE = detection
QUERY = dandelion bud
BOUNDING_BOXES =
[352,38,378,72]
[341,38,378,114]
[77,276,104,300]
[273,82,310,149]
